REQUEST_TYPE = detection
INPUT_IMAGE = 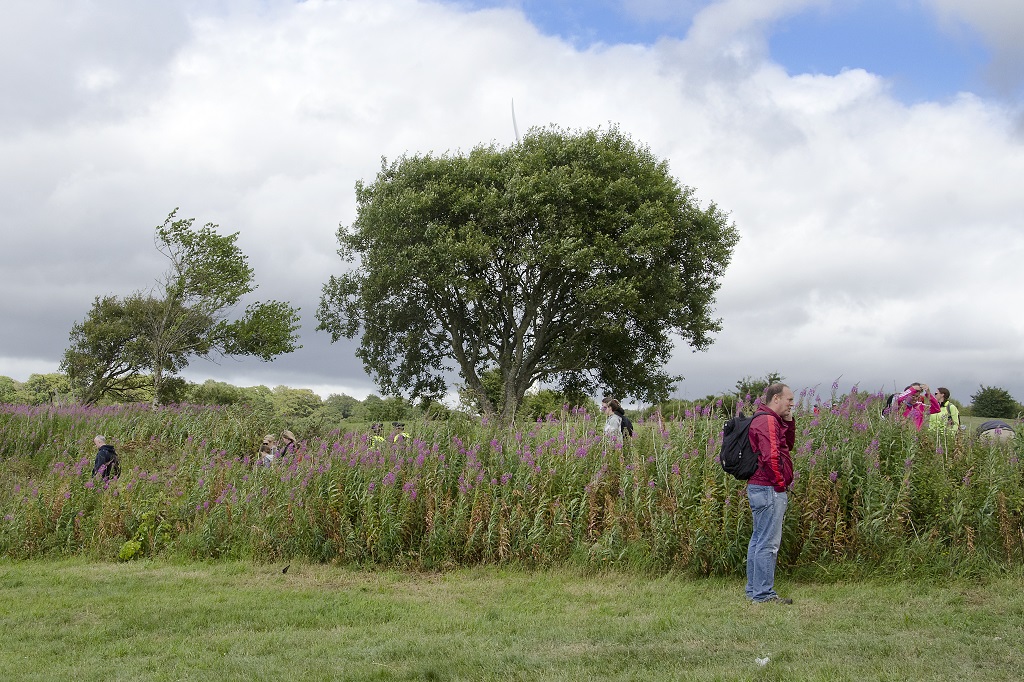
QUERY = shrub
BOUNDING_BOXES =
[970,385,1021,419]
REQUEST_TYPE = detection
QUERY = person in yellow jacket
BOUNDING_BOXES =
[929,387,960,432]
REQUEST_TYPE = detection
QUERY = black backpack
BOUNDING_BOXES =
[620,414,634,438]
[720,413,765,480]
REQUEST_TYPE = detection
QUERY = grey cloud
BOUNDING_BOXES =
[2,0,1024,408]
[0,1,191,133]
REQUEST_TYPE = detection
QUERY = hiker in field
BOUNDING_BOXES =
[275,430,297,458]
[92,435,120,480]
[258,434,277,466]
[745,383,796,605]
[928,387,960,433]
[893,383,940,431]
[601,396,633,439]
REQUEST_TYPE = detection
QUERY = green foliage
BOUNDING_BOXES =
[318,125,738,422]
[3,390,1023,580]
[271,385,322,419]
[734,371,784,400]
[62,209,302,405]
[0,376,21,404]
[188,379,245,406]
[970,385,1021,419]
[61,295,160,404]
[317,393,361,421]
[20,374,72,406]
[357,394,412,422]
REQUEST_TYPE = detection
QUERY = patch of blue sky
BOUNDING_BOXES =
[442,0,992,104]
[767,1,991,103]
[444,0,694,47]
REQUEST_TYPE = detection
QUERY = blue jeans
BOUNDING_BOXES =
[746,484,788,602]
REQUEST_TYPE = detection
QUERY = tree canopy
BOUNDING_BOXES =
[970,385,1020,420]
[63,210,302,405]
[318,126,738,421]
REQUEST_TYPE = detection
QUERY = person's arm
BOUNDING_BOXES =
[894,387,917,407]
[783,417,796,450]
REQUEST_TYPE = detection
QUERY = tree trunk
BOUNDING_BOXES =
[151,365,163,408]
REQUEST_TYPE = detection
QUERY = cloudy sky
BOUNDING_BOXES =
[2,0,1022,405]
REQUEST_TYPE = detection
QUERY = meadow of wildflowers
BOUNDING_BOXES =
[1,388,1022,577]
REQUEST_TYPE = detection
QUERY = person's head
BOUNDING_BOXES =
[602,397,623,416]
[936,387,950,405]
[280,430,296,445]
[262,434,276,449]
[94,435,106,447]
[764,383,795,419]
[904,383,927,403]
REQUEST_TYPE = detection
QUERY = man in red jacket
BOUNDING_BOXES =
[745,383,796,604]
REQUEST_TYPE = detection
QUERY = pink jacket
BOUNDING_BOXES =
[895,387,940,430]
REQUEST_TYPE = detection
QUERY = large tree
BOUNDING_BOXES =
[63,210,302,405]
[318,126,738,421]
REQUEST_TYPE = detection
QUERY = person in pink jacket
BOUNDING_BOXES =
[894,383,940,431]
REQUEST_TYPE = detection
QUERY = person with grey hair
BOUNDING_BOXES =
[92,435,120,480]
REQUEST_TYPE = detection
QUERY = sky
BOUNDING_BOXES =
[1,0,1022,405]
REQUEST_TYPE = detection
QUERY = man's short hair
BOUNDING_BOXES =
[94,435,106,445]
[764,383,789,404]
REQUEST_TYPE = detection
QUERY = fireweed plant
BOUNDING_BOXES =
[1,388,1021,578]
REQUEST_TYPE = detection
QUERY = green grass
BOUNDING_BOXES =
[1,560,1022,681]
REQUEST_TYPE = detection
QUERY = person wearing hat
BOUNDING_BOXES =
[275,430,297,458]
[258,434,277,466]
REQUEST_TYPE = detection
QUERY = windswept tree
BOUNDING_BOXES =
[63,210,302,405]
[318,126,738,422]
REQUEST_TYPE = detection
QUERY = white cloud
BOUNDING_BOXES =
[1,0,1022,406]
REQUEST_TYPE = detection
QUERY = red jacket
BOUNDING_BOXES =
[747,407,796,492]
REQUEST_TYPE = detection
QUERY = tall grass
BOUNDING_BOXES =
[1,389,1021,578]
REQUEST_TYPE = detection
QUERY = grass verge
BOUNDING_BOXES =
[1,560,1022,681]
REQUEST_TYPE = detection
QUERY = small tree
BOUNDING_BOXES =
[189,379,245,406]
[734,372,785,400]
[0,376,21,404]
[970,385,1020,419]
[63,210,302,405]
[319,393,361,420]
[62,294,160,404]
[22,373,72,405]
[271,386,323,419]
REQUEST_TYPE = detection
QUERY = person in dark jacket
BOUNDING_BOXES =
[92,435,119,480]
[745,383,796,604]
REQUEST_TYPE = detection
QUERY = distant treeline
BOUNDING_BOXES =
[0,373,601,429]
[4,373,1021,426]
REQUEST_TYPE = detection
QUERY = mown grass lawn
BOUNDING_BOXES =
[1,560,1022,681]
